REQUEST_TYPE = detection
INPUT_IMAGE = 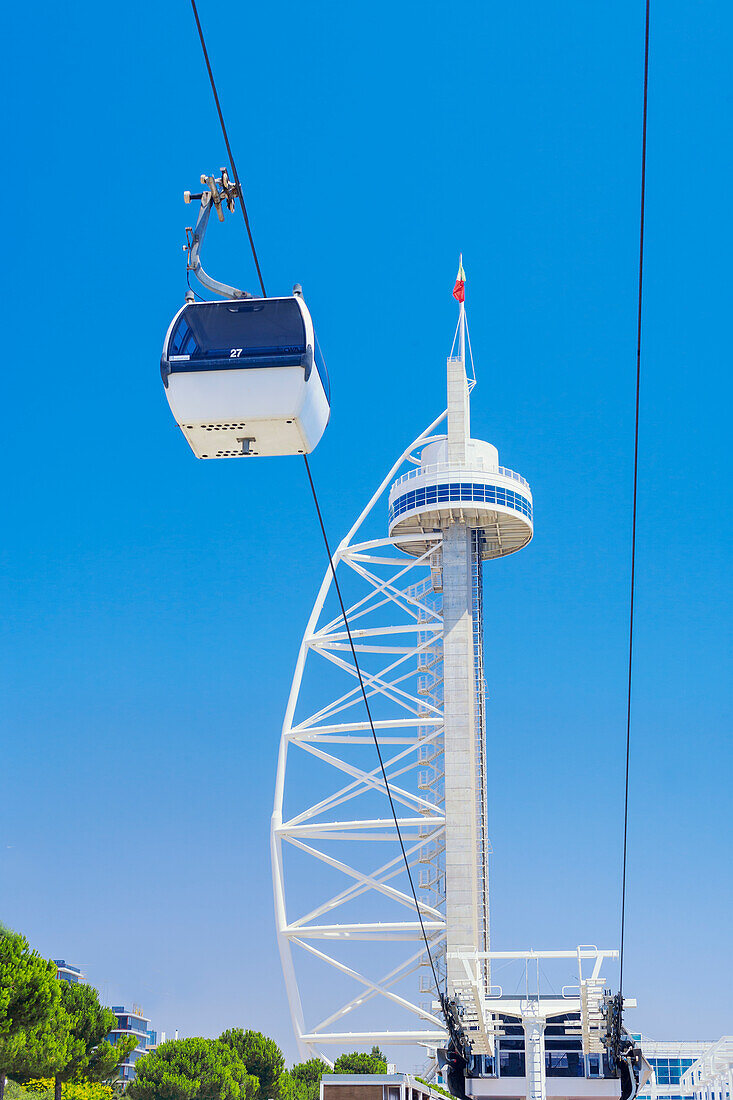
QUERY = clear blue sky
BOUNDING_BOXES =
[1,0,731,1065]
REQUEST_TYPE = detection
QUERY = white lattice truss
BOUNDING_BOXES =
[271,413,452,1060]
[682,1038,733,1100]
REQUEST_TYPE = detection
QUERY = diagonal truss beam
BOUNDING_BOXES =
[309,943,439,1036]
[286,824,446,928]
[284,837,443,921]
[283,729,443,825]
[292,938,444,1028]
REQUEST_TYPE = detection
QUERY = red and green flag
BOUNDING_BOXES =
[452,258,466,302]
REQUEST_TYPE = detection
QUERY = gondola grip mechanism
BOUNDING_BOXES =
[184,169,252,300]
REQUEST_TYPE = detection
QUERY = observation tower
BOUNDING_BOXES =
[386,284,532,1035]
[271,271,623,1099]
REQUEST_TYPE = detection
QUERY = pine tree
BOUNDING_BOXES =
[219,1031,285,1100]
[50,984,135,1100]
[0,928,64,1100]
[127,1038,258,1100]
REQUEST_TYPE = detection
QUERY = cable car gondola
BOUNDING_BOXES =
[161,170,330,458]
[162,291,329,458]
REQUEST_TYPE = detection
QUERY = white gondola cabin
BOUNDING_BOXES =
[161,293,330,458]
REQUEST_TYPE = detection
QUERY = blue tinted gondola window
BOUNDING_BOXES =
[169,299,306,364]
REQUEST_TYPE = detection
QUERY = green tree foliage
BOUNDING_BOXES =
[281,1059,332,1100]
[1,1000,73,1094]
[0,929,66,1100]
[332,1049,387,1075]
[127,1038,258,1100]
[290,1060,331,1088]
[278,1073,305,1100]
[219,1031,285,1099]
[50,984,135,1100]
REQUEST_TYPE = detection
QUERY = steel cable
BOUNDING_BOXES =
[619,0,651,998]
[189,0,267,297]
[186,0,443,1005]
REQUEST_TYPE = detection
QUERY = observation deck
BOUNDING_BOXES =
[388,437,533,559]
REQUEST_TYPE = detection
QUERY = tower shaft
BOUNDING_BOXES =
[443,522,488,988]
[443,326,491,992]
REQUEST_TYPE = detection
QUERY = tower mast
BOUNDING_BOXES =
[443,259,492,1041]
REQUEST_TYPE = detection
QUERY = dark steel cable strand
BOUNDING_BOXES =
[189,0,267,297]
[190,0,443,1016]
[303,455,443,997]
[620,0,651,999]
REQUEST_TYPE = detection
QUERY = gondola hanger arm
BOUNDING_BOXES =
[183,169,252,300]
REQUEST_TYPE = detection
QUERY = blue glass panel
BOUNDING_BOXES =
[499,1053,526,1078]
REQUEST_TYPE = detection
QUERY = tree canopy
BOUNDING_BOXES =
[282,1059,332,1100]
[332,1049,387,1075]
[219,1031,285,1099]
[127,1038,258,1100]
[49,983,135,1100]
[0,929,66,1100]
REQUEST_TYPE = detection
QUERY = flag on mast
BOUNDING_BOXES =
[452,256,466,302]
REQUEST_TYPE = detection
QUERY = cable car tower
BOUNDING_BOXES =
[272,266,533,1065]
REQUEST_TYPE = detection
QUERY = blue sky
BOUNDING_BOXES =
[1,0,731,1065]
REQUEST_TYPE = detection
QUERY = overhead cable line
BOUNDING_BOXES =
[189,0,267,297]
[187,0,442,1003]
[303,455,443,996]
[619,0,651,998]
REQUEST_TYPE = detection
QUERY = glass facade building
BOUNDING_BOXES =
[54,960,83,984]
[108,1006,155,1083]
[636,1039,714,1100]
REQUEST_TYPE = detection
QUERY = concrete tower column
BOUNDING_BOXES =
[443,332,482,989]
[443,520,480,987]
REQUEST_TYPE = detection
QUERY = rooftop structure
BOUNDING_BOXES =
[54,960,84,984]
[322,1073,447,1100]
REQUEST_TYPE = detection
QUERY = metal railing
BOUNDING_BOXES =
[391,461,530,492]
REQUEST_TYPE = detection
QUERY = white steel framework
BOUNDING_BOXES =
[682,1038,733,1100]
[271,411,452,1060]
[272,293,533,1065]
